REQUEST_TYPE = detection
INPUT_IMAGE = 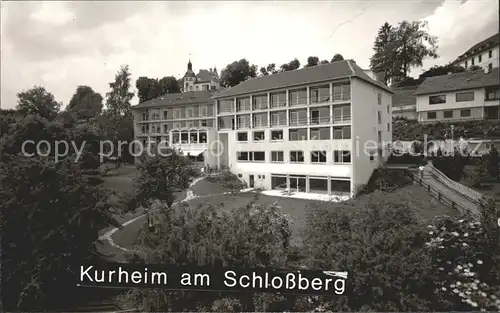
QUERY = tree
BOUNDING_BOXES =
[1,156,119,311]
[369,22,401,84]
[16,86,61,120]
[220,59,257,87]
[471,157,489,188]
[305,56,319,67]
[158,76,181,94]
[259,63,278,76]
[331,54,344,62]
[125,202,292,311]
[66,86,103,121]
[395,20,439,77]
[303,192,442,311]
[468,65,483,71]
[136,76,160,103]
[320,60,330,64]
[370,21,438,83]
[105,65,134,117]
[279,58,300,72]
[131,151,197,210]
[486,146,500,181]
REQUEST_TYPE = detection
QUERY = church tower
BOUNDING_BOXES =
[183,58,196,92]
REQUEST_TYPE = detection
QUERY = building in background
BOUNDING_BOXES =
[212,60,393,197]
[392,85,418,119]
[415,68,500,123]
[182,59,220,92]
[452,33,499,72]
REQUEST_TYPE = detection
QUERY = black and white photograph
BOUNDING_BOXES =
[1,0,499,311]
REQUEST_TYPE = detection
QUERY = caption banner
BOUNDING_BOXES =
[78,262,348,295]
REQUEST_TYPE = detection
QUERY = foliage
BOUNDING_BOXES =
[66,85,103,121]
[280,58,301,72]
[319,59,330,64]
[486,146,500,181]
[136,76,181,103]
[206,171,246,193]
[426,198,500,311]
[471,157,490,188]
[370,21,438,84]
[16,86,61,120]
[220,59,257,87]
[259,63,278,76]
[331,53,344,62]
[0,157,118,311]
[392,118,500,141]
[130,151,197,209]
[356,168,414,195]
[125,202,292,311]
[386,152,426,165]
[303,196,440,311]
[105,65,134,117]
[432,148,467,181]
[419,64,465,80]
[305,56,319,67]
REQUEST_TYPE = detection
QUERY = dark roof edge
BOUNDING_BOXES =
[415,83,500,96]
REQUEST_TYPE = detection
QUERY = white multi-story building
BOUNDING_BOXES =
[415,68,500,123]
[452,33,499,72]
[212,60,393,197]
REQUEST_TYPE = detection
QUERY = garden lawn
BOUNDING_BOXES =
[190,176,239,196]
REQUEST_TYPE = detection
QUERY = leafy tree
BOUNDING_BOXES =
[259,63,278,76]
[432,148,467,181]
[320,59,330,64]
[305,56,319,67]
[471,157,490,188]
[279,58,300,72]
[158,76,181,94]
[105,65,134,117]
[395,21,439,77]
[468,65,483,71]
[130,151,197,210]
[125,202,292,311]
[486,146,500,181]
[135,76,160,103]
[66,85,103,121]
[220,59,257,87]
[16,86,61,120]
[370,21,438,83]
[0,156,119,311]
[303,193,441,311]
[0,108,18,136]
[369,22,401,84]
[331,53,344,62]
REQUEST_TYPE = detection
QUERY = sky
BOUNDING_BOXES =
[1,0,499,109]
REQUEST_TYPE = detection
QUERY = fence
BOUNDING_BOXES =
[427,163,484,204]
[412,173,471,215]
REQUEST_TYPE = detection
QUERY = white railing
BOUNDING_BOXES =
[428,163,484,204]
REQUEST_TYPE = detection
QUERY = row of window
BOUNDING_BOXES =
[140,120,214,134]
[218,83,351,113]
[464,49,494,68]
[429,92,476,105]
[270,175,351,193]
[426,109,472,120]
[236,126,352,142]
[140,105,214,121]
[184,83,216,92]
[237,150,352,164]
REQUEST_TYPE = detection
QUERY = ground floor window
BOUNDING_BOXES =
[309,177,328,194]
[290,175,306,192]
[331,179,350,193]
[271,175,287,189]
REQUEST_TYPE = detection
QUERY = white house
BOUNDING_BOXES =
[452,33,499,72]
[414,67,500,123]
[211,60,393,197]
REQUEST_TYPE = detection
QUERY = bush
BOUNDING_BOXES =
[302,195,441,311]
[356,168,414,195]
[387,153,426,165]
[206,171,246,192]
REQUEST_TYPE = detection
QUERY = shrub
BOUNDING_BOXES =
[206,171,246,192]
[356,168,413,195]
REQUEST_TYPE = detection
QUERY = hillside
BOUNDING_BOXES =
[392,118,500,141]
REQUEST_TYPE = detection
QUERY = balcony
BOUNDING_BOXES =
[289,118,309,126]
[310,116,331,125]
[271,119,287,127]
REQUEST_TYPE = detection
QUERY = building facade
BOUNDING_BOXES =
[415,68,500,123]
[212,60,393,197]
[183,59,220,92]
[452,33,500,72]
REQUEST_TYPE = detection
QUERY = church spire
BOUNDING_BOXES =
[187,54,192,71]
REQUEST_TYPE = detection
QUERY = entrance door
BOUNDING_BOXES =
[290,176,306,192]
[249,175,255,188]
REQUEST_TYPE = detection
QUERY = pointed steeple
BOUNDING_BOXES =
[187,55,192,71]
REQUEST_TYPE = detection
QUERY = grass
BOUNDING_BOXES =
[190,177,238,196]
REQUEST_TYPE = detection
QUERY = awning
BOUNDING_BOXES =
[181,150,205,157]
